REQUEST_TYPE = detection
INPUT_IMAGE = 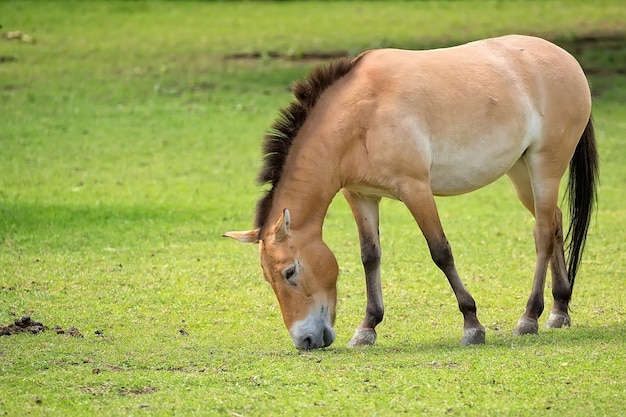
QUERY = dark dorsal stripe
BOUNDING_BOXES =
[254,57,358,235]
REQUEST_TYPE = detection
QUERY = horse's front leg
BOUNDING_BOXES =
[343,190,384,347]
[398,181,485,345]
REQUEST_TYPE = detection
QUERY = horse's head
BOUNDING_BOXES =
[223,209,338,350]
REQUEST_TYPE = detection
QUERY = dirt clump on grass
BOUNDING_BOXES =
[0,315,47,336]
[53,325,84,337]
[0,315,84,337]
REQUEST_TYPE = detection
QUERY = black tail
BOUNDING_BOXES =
[565,117,599,292]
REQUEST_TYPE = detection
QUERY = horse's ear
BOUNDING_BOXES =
[222,229,260,243]
[273,208,291,242]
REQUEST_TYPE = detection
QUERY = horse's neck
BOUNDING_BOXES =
[270,143,341,235]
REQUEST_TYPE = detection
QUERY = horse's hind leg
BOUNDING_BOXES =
[546,207,572,328]
[507,158,570,334]
[398,181,485,345]
[342,190,384,347]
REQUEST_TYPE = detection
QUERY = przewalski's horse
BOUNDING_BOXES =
[223,35,598,350]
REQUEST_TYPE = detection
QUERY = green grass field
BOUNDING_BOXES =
[1,1,625,415]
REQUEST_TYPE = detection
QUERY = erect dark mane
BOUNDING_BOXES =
[254,56,359,234]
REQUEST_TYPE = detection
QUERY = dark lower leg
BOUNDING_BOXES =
[399,183,483,344]
[343,192,384,347]
[429,239,485,344]
[514,289,545,335]
[547,209,572,328]
[348,238,383,346]
[515,222,554,335]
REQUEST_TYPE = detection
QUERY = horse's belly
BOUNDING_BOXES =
[428,139,527,196]
[429,161,513,196]
[423,111,539,196]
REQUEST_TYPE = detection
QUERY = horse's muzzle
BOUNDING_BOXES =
[293,325,335,350]
[289,308,335,350]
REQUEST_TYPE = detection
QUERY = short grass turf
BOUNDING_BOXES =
[1,1,625,416]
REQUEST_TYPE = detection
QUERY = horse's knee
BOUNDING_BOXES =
[360,240,381,270]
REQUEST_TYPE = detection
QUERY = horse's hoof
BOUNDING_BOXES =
[513,318,539,336]
[347,329,377,347]
[461,327,486,345]
[546,313,571,329]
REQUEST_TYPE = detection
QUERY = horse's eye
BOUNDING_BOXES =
[283,265,297,284]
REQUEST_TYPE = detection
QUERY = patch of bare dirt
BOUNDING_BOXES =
[223,32,626,76]
[80,384,159,396]
[557,33,626,75]
[224,50,349,62]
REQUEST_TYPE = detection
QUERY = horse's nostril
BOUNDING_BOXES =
[323,327,335,347]
[300,334,315,350]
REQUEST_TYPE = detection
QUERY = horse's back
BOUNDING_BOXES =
[354,35,590,125]
[339,35,590,196]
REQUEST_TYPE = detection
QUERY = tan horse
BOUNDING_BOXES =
[224,35,598,350]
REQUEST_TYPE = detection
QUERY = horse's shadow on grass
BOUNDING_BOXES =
[319,323,626,355]
[249,323,625,360]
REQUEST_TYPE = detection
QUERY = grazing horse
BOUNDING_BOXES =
[223,35,598,350]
